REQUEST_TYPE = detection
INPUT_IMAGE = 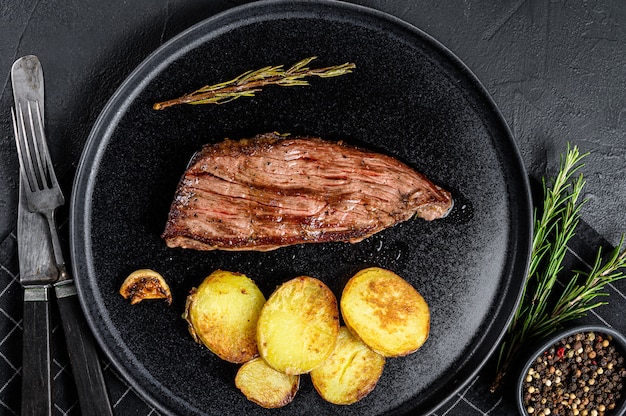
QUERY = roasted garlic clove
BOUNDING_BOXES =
[119,269,172,305]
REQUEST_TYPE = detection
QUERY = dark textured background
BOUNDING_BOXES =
[1,1,625,415]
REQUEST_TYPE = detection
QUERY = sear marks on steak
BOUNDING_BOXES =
[162,133,453,251]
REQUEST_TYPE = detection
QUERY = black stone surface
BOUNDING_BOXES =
[1,1,625,415]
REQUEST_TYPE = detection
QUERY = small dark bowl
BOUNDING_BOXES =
[516,325,626,416]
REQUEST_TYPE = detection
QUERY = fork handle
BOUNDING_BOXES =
[54,280,113,416]
[22,285,52,416]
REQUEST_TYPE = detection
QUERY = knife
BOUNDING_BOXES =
[17,179,56,416]
[13,55,57,416]
[12,55,114,416]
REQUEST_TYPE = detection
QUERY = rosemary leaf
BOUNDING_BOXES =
[153,56,356,110]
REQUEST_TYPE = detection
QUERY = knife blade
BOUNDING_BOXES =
[13,55,57,416]
[12,55,113,416]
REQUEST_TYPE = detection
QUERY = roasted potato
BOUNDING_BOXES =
[183,270,266,363]
[257,276,339,375]
[311,327,385,405]
[119,268,172,305]
[340,267,430,357]
[235,357,300,408]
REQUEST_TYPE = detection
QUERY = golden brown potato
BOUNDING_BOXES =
[235,357,300,408]
[340,267,430,357]
[119,268,172,305]
[257,276,339,375]
[310,327,385,405]
[183,270,266,363]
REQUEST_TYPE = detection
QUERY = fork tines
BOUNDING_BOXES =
[12,100,57,193]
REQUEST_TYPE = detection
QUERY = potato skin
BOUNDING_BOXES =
[183,270,266,363]
[340,267,430,357]
[311,327,385,405]
[235,357,300,408]
[257,276,339,375]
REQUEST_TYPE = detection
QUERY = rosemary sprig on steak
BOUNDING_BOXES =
[491,144,626,392]
[153,56,356,110]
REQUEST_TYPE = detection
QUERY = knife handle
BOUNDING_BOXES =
[22,285,52,416]
[54,280,113,416]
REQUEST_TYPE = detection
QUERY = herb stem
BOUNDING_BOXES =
[153,56,356,110]
[490,144,626,393]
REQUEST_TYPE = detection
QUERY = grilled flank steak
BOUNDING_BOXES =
[162,133,453,251]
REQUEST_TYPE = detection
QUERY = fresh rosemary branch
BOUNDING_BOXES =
[491,144,626,392]
[153,56,356,110]
[533,235,626,336]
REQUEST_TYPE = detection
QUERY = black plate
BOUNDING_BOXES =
[70,1,532,415]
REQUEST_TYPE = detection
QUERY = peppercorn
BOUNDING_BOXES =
[522,331,625,415]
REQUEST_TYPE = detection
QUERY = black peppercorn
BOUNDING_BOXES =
[522,331,625,416]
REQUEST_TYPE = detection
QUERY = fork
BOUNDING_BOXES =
[13,101,67,279]
[13,100,113,416]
